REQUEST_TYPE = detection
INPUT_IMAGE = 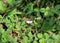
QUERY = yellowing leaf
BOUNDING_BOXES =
[0,1,6,12]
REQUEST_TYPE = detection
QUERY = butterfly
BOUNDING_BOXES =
[25,18,33,24]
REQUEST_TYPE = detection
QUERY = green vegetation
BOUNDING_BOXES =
[0,0,60,43]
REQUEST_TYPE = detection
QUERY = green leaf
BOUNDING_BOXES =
[7,36,18,43]
[6,0,15,5]
[44,11,49,17]
[44,7,52,17]
[34,8,39,12]
[0,27,4,34]
[33,40,37,43]
[40,7,53,17]
[0,15,3,18]
[51,5,60,14]
[8,9,22,17]
[37,33,43,39]
[55,5,60,10]
[40,8,45,13]
[23,36,28,43]
[39,38,45,43]
[44,33,49,39]
[8,9,22,22]
[28,32,33,40]
[16,22,21,30]
[45,7,50,11]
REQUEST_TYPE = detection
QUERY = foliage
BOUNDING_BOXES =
[0,0,60,43]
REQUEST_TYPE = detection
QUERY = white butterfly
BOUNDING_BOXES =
[26,20,33,24]
[25,18,33,24]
